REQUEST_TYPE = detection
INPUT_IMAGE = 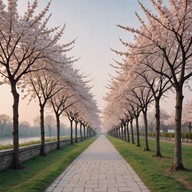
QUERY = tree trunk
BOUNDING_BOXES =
[11,84,20,169]
[121,125,124,139]
[172,89,185,170]
[126,122,130,142]
[40,105,46,156]
[154,98,162,157]
[83,125,86,139]
[80,123,83,141]
[56,114,61,150]
[117,127,120,138]
[70,120,73,145]
[75,121,78,143]
[143,109,150,151]
[87,127,89,138]
[135,115,140,147]
[124,123,127,141]
[115,127,118,137]
[130,118,135,144]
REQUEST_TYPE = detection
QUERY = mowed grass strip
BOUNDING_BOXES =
[0,137,96,192]
[108,136,192,192]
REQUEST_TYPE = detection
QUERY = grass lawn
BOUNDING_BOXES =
[108,136,192,192]
[0,137,96,192]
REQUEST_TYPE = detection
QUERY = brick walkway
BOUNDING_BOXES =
[45,135,150,192]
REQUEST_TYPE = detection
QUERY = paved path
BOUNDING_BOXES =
[45,135,150,192]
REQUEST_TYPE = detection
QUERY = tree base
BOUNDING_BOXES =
[136,144,141,147]
[11,164,25,170]
[144,148,150,151]
[171,163,185,171]
[152,153,164,158]
[39,152,46,156]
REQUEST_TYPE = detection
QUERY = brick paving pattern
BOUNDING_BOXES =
[45,135,150,192]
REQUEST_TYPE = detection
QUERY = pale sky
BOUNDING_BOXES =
[0,0,191,125]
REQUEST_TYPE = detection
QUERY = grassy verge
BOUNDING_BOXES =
[0,137,96,192]
[108,136,192,192]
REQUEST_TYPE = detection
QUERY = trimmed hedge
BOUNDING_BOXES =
[147,132,192,140]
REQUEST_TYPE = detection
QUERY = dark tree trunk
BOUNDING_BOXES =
[118,127,120,138]
[75,121,78,143]
[56,114,61,150]
[126,122,130,142]
[83,125,86,139]
[121,125,124,139]
[135,115,140,147]
[172,89,185,170]
[154,98,162,157]
[11,84,20,169]
[40,105,46,156]
[142,109,150,151]
[80,123,83,141]
[124,123,127,141]
[87,127,89,138]
[130,118,135,144]
[70,120,73,145]
[115,127,118,138]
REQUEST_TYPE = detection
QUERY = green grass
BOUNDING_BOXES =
[0,137,96,192]
[108,136,192,192]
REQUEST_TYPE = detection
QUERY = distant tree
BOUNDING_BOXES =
[49,92,76,149]
[0,114,11,136]
[130,87,153,151]
[183,100,192,132]
[45,115,55,139]
[147,108,170,133]
[33,116,40,128]
[147,112,156,133]
[50,67,87,146]
[19,121,31,136]
[66,110,75,145]
[160,108,171,129]
[26,70,64,155]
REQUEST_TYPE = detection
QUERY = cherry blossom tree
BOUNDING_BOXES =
[127,101,141,147]
[26,69,65,155]
[64,71,100,144]
[66,110,75,145]
[127,51,171,156]
[104,69,131,140]
[117,0,192,170]
[0,0,74,168]
[49,89,76,149]
[70,109,80,143]
[123,104,135,144]
[126,82,153,151]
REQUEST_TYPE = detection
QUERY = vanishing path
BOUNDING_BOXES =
[45,135,150,192]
